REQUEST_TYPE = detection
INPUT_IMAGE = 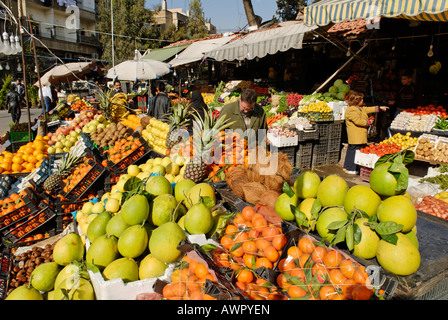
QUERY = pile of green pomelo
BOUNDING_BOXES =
[275,162,420,277]
[6,173,221,300]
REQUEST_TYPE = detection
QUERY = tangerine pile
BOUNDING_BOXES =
[162,255,217,300]
[276,236,377,300]
[219,206,287,270]
[62,158,93,193]
[0,136,49,174]
[105,136,142,164]
[121,114,141,130]
[0,190,29,218]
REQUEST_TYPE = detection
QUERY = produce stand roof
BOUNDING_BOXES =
[142,44,190,62]
[304,0,448,27]
[204,22,318,62]
[168,35,237,67]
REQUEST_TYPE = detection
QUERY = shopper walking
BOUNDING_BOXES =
[5,83,22,124]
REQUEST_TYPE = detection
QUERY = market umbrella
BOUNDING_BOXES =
[34,61,96,86]
[106,50,171,81]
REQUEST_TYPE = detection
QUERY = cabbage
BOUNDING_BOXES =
[334,79,344,87]
[329,86,338,94]
[336,92,346,100]
[338,83,349,94]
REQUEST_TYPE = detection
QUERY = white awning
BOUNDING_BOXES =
[168,35,236,67]
[204,22,318,62]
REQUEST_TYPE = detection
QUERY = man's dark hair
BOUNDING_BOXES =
[114,80,121,85]
[9,83,16,91]
[401,70,412,78]
[241,88,258,104]
[157,81,166,93]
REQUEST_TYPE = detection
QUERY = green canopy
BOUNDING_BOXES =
[142,44,190,62]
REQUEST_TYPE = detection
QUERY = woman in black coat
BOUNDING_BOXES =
[188,90,208,132]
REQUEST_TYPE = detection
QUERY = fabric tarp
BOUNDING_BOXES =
[142,44,190,62]
[168,35,237,67]
[304,0,448,26]
[204,22,318,62]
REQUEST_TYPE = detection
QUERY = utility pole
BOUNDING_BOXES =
[17,0,32,141]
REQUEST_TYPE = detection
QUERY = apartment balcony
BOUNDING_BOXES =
[27,0,96,20]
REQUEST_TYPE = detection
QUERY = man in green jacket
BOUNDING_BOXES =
[218,88,267,148]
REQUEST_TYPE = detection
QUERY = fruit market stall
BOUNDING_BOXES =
[1,87,448,301]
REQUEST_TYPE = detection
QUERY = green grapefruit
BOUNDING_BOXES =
[316,207,348,242]
[352,218,380,259]
[376,195,417,233]
[275,193,299,221]
[293,171,321,199]
[316,175,348,207]
[343,185,381,217]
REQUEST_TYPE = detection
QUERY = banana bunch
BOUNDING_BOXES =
[66,94,79,103]
[110,93,129,121]
[434,191,448,204]
[429,61,442,75]
[202,93,214,105]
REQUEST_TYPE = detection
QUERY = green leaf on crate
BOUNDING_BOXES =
[353,223,362,246]
[345,224,354,251]
[283,180,295,198]
[124,177,143,193]
[369,221,403,236]
[201,244,217,252]
[327,219,348,230]
[380,233,399,245]
[291,205,309,228]
[332,225,348,246]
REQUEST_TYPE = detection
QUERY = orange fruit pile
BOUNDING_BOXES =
[62,158,93,193]
[276,236,376,300]
[234,268,285,300]
[162,255,217,300]
[0,136,49,174]
[121,115,141,130]
[105,136,142,164]
[0,190,29,219]
[219,206,287,270]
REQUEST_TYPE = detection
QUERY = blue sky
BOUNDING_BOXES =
[145,0,279,33]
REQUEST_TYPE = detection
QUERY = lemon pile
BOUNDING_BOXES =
[435,191,448,204]
[300,101,332,113]
[141,118,169,155]
[201,93,214,105]
[380,132,418,150]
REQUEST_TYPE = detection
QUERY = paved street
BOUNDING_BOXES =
[0,108,44,137]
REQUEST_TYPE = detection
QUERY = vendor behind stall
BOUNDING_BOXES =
[389,70,424,116]
[218,88,267,145]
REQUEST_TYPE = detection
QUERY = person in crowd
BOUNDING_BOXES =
[15,79,25,101]
[5,83,22,124]
[343,91,389,174]
[388,70,424,116]
[50,85,59,110]
[38,83,53,114]
[147,80,171,120]
[218,88,267,144]
[188,90,208,132]
[112,80,123,94]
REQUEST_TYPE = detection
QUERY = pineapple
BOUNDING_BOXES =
[165,101,191,150]
[95,88,128,122]
[43,152,82,193]
[183,110,235,183]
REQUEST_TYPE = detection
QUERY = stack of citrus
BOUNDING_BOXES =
[0,136,50,174]
[162,255,217,300]
[276,236,378,300]
[121,114,141,130]
[219,206,287,270]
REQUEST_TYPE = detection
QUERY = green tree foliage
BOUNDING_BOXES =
[0,75,12,110]
[97,0,160,65]
[276,0,307,21]
[162,24,187,43]
[187,0,208,39]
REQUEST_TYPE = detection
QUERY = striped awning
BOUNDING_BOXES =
[205,22,317,62]
[304,0,448,26]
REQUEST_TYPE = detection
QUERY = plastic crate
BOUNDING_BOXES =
[296,142,313,157]
[10,131,34,142]
[327,137,342,152]
[0,249,12,278]
[10,141,27,153]
[3,205,57,244]
[276,146,296,167]
[316,124,329,140]
[296,153,312,170]
[59,158,107,202]
[326,151,340,165]
[359,166,373,182]
[267,133,299,147]
[107,135,152,173]
[313,142,327,156]
[297,128,319,142]
[103,169,121,193]
[329,122,343,137]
